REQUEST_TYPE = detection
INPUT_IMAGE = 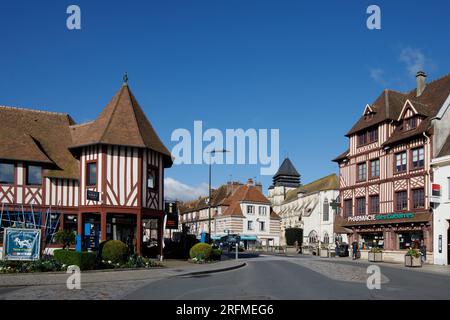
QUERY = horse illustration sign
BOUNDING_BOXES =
[3,228,41,261]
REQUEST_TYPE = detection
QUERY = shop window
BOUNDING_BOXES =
[399,232,423,250]
[323,199,329,221]
[26,165,42,186]
[357,162,367,181]
[63,215,78,234]
[395,152,407,173]
[411,147,424,169]
[0,162,15,184]
[361,232,384,249]
[396,191,408,211]
[344,199,352,218]
[86,162,97,186]
[356,197,366,215]
[370,159,380,178]
[369,195,379,214]
[412,188,425,209]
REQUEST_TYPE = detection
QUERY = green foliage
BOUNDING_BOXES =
[0,258,62,273]
[369,247,383,253]
[285,228,303,246]
[54,230,76,249]
[53,249,96,270]
[211,247,222,261]
[405,248,421,258]
[189,243,212,261]
[101,240,128,264]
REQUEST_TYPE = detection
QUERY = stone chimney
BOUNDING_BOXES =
[416,71,427,97]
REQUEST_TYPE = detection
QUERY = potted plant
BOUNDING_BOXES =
[405,249,422,267]
[368,247,383,262]
[320,244,329,258]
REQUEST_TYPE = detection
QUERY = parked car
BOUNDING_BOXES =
[337,243,349,257]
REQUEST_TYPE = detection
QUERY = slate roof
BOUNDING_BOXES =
[283,174,339,203]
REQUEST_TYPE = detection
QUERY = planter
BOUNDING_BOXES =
[368,252,383,262]
[320,248,329,258]
[405,255,422,267]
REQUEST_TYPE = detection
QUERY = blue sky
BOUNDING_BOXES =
[1,1,449,200]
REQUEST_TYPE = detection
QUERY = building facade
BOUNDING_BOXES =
[0,81,172,257]
[333,72,450,263]
[269,159,346,247]
[180,179,281,247]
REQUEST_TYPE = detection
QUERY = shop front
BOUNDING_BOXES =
[343,212,433,263]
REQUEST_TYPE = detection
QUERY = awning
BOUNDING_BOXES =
[240,235,257,241]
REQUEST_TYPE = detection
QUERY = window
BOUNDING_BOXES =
[412,189,425,209]
[404,117,417,131]
[411,147,424,169]
[308,231,318,244]
[323,232,330,244]
[63,215,78,234]
[259,221,265,231]
[0,162,14,184]
[399,232,423,250]
[247,205,254,214]
[357,127,378,146]
[26,165,42,185]
[344,199,352,218]
[396,191,408,211]
[357,163,367,181]
[258,206,267,216]
[147,167,157,190]
[395,152,407,173]
[323,199,329,221]
[247,220,254,230]
[356,197,366,215]
[86,162,97,186]
[369,195,379,214]
[370,159,380,178]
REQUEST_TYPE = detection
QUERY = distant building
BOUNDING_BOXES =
[269,159,345,247]
[179,179,281,247]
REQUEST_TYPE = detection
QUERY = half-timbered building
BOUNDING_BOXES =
[333,72,450,263]
[0,80,172,257]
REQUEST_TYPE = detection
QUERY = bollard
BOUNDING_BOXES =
[235,243,238,260]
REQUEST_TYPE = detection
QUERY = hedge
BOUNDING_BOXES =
[53,249,96,271]
[189,243,213,261]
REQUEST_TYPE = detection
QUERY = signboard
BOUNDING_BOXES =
[165,213,179,230]
[348,213,415,222]
[86,190,100,202]
[431,184,441,203]
[3,228,41,261]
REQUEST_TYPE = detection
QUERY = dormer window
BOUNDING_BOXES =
[404,117,418,131]
[357,127,378,146]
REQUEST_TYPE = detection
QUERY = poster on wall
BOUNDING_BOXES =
[3,228,41,261]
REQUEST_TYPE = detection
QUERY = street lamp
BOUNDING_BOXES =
[206,149,229,243]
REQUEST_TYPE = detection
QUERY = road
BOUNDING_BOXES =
[126,254,450,300]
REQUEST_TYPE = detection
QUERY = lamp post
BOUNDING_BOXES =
[207,149,229,244]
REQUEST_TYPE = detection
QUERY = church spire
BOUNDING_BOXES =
[272,157,300,188]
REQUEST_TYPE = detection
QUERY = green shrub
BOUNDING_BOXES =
[211,248,222,261]
[406,248,421,258]
[101,240,128,264]
[0,258,62,273]
[54,249,96,270]
[189,243,212,261]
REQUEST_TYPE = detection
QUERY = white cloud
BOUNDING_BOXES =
[164,177,209,201]
[370,68,387,86]
[399,47,427,76]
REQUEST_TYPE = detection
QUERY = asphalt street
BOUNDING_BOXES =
[125,255,450,300]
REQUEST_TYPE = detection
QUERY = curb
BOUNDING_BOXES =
[173,262,247,278]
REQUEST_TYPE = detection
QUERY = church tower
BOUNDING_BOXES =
[268,158,300,206]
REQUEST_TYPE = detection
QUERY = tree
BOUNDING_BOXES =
[54,230,76,250]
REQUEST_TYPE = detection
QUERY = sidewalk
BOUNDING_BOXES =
[0,259,246,287]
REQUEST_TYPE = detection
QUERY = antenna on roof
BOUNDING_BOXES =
[123,72,129,85]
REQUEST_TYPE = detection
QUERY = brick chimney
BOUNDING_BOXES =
[416,71,427,97]
[255,182,263,192]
